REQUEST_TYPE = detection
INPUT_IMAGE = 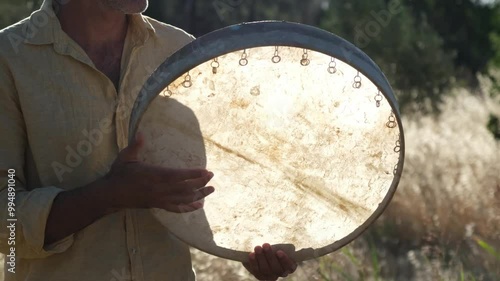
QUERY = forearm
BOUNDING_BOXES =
[44,178,115,245]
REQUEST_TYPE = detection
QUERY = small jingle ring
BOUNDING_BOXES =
[386,121,397,129]
[327,66,337,74]
[272,55,281,63]
[300,59,310,66]
[394,140,401,153]
[239,58,248,66]
[182,74,193,88]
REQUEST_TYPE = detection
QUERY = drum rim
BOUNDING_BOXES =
[129,20,406,262]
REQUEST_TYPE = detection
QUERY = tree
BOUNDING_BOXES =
[406,0,500,80]
[144,0,326,36]
[0,0,40,29]
[319,0,456,112]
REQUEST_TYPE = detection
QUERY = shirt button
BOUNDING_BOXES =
[131,248,137,255]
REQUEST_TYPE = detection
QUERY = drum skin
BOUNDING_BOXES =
[129,21,405,262]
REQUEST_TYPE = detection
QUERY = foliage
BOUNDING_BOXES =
[145,0,321,37]
[0,1,30,29]
[487,114,500,139]
[407,0,500,76]
[319,0,456,112]
[474,236,500,261]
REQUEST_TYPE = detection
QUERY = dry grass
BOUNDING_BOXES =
[0,254,3,281]
[191,87,500,280]
[387,91,500,244]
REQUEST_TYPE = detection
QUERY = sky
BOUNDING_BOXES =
[477,0,498,5]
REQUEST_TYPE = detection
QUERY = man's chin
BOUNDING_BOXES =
[123,2,148,14]
[106,0,149,14]
[127,1,149,14]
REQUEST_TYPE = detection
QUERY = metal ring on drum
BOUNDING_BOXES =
[128,21,405,263]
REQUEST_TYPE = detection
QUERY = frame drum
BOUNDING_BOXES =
[129,21,405,262]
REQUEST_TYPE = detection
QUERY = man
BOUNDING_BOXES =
[0,0,297,280]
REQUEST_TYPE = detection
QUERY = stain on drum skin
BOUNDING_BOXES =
[250,85,260,96]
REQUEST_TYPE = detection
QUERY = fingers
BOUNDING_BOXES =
[147,168,215,212]
[156,186,215,212]
[167,186,215,204]
[176,172,214,190]
[243,253,268,280]
[244,245,298,280]
[137,163,211,185]
[246,252,260,274]
[277,250,297,276]
[162,201,204,213]
[162,168,212,183]
[263,244,284,276]
[153,171,213,196]
[255,246,278,280]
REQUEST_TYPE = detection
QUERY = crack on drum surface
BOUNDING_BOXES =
[204,137,371,218]
[204,137,259,166]
[287,175,370,217]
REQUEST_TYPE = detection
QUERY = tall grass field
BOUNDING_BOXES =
[189,86,500,281]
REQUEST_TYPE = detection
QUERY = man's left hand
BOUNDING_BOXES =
[243,243,298,280]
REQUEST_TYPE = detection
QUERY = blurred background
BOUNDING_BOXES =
[1,0,499,280]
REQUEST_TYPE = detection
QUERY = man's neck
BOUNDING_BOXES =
[56,0,128,52]
[55,0,129,89]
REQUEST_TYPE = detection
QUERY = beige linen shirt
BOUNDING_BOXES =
[0,1,197,280]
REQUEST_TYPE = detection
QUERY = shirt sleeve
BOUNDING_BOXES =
[0,55,74,259]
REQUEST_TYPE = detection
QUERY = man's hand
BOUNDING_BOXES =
[243,243,298,280]
[45,133,214,244]
[105,133,215,212]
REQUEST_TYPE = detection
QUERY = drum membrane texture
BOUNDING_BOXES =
[138,46,401,261]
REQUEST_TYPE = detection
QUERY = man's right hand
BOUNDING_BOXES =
[105,133,215,213]
[45,133,214,244]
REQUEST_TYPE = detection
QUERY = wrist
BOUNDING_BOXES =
[86,177,119,212]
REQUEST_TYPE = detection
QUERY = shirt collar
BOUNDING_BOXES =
[24,0,156,46]
[127,11,156,46]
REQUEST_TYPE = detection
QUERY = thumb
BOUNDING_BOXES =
[119,132,145,162]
